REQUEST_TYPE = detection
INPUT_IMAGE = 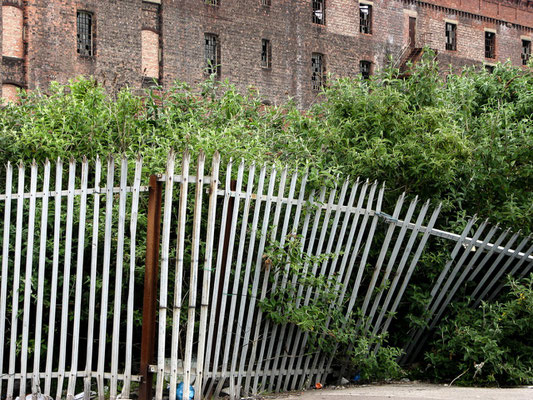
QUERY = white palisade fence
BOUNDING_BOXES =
[1,151,532,400]
[0,157,148,400]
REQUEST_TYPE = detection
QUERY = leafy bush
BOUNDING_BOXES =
[424,274,533,386]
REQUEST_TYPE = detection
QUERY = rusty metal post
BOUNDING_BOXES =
[139,175,163,400]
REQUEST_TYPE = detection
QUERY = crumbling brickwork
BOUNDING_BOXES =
[1,0,532,106]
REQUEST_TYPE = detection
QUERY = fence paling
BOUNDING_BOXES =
[156,152,175,400]
[490,241,533,301]
[210,160,245,398]
[169,152,191,400]
[239,167,278,396]
[305,180,353,385]
[183,153,204,400]
[195,152,221,397]
[272,172,311,393]
[84,157,101,400]
[403,218,478,364]
[33,160,50,395]
[67,159,88,400]
[0,163,12,398]
[261,171,301,393]
[216,162,256,398]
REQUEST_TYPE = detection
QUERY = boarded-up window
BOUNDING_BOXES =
[142,30,160,79]
[2,84,19,104]
[311,53,325,91]
[2,6,24,58]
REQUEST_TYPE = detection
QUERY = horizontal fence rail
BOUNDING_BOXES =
[1,151,531,400]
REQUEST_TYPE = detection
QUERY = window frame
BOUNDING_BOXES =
[77,10,94,57]
[261,0,271,6]
[311,52,325,91]
[204,33,221,78]
[261,39,272,69]
[204,0,220,6]
[445,22,457,51]
[312,0,325,25]
[485,31,496,59]
[359,60,372,79]
[522,39,531,66]
[359,3,372,35]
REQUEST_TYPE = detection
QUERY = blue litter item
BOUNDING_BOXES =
[176,382,195,400]
[352,374,361,382]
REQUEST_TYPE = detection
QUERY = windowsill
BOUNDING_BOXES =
[261,66,272,71]
[312,23,326,28]
[78,54,96,61]
[446,48,457,52]
[360,32,373,36]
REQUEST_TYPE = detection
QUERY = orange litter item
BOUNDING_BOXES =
[315,383,323,389]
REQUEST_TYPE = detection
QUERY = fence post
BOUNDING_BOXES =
[140,175,163,400]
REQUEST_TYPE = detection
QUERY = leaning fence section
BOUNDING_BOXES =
[0,157,148,400]
[150,151,449,400]
[2,151,532,400]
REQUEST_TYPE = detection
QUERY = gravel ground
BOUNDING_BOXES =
[277,383,533,400]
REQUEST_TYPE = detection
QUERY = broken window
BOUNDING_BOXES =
[261,39,272,69]
[359,4,372,34]
[312,0,325,25]
[77,11,93,56]
[204,33,220,78]
[311,53,325,91]
[522,39,531,65]
[445,22,457,51]
[205,0,220,5]
[360,60,371,79]
[262,0,271,6]
[485,31,495,59]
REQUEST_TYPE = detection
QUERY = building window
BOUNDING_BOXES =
[205,33,220,78]
[261,39,272,69]
[445,22,457,51]
[485,31,496,59]
[2,6,24,59]
[522,39,531,65]
[262,0,271,5]
[312,0,325,25]
[359,4,372,34]
[205,0,220,5]
[485,64,495,73]
[311,53,325,91]
[77,11,93,56]
[360,60,371,79]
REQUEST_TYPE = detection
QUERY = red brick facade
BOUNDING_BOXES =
[1,0,532,107]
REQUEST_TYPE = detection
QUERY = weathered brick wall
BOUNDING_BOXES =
[1,0,531,107]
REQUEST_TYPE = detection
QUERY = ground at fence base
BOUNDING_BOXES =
[275,383,533,400]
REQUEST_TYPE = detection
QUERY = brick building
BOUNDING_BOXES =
[1,0,532,107]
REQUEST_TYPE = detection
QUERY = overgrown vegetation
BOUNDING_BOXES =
[1,53,532,386]
[424,274,533,386]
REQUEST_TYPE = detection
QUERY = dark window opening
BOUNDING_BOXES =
[262,0,271,6]
[359,4,372,34]
[204,33,220,78]
[77,11,93,56]
[445,22,457,51]
[312,0,325,25]
[261,39,272,69]
[360,60,371,79]
[522,40,531,65]
[485,31,496,59]
[205,0,220,5]
[485,64,495,73]
[311,53,325,91]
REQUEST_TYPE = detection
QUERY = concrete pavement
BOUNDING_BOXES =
[281,383,533,400]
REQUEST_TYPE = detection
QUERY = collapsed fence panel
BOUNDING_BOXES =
[0,157,147,400]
